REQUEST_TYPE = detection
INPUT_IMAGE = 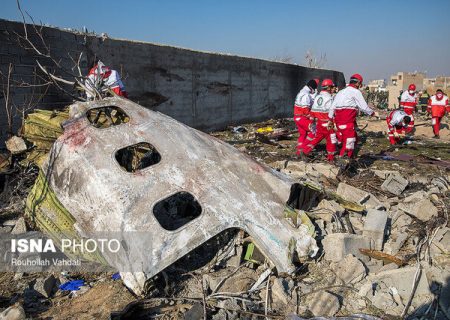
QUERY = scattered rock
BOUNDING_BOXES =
[5,136,27,155]
[0,303,26,320]
[322,233,371,262]
[336,183,369,204]
[363,209,388,250]
[381,173,408,195]
[11,217,27,235]
[330,254,367,284]
[306,291,340,317]
[398,191,438,221]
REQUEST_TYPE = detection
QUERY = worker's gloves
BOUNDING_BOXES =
[372,111,380,118]
[393,132,400,138]
[327,121,334,130]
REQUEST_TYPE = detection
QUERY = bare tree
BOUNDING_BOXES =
[304,50,327,69]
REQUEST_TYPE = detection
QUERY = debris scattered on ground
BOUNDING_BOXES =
[0,107,449,319]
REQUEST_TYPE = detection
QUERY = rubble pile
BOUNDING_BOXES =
[0,100,449,319]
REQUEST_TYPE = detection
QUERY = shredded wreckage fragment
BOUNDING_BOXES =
[23,97,344,295]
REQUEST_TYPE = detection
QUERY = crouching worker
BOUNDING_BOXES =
[85,60,128,99]
[302,79,337,161]
[386,110,411,145]
[428,89,449,138]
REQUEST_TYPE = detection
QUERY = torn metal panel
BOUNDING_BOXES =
[26,97,318,295]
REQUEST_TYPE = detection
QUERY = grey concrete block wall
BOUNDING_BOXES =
[0,18,345,143]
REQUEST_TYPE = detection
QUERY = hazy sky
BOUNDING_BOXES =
[2,0,450,82]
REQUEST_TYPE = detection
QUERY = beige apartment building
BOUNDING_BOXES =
[386,72,424,109]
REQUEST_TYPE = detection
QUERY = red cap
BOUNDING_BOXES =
[350,73,363,83]
[408,84,416,91]
[321,79,335,88]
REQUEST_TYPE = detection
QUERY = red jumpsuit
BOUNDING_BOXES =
[302,91,337,161]
[399,90,416,132]
[386,110,409,145]
[293,86,315,154]
[428,94,449,136]
[328,85,374,158]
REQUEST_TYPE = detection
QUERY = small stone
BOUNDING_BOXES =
[306,291,340,317]
[337,183,369,204]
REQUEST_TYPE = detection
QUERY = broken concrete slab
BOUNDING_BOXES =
[25,97,319,296]
[431,177,449,192]
[322,233,371,262]
[359,267,432,312]
[398,191,438,221]
[11,217,27,235]
[330,254,367,284]
[271,277,291,305]
[364,193,385,210]
[372,169,397,180]
[306,291,340,317]
[310,199,345,222]
[5,136,27,155]
[282,161,338,180]
[363,209,388,250]
[336,183,369,204]
[0,303,26,320]
[381,173,408,195]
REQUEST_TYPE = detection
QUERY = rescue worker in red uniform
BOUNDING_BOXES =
[427,89,449,138]
[294,79,318,156]
[302,79,337,161]
[85,60,128,99]
[386,110,411,145]
[399,84,417,132]
[328,74,377,158]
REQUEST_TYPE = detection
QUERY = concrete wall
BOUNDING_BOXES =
[0,19,345,142]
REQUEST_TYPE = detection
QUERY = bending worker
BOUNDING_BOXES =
[427,89,449,138]
[302,79,337,162]
[293,79,319,156]
[399,84,417,132]
[386,110,411,145]
[85,60,128,99]
[328,74,377,158]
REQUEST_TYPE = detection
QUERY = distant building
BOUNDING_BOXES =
[367,79,387,92]
[423,76,450,94]
[386,72,425,109]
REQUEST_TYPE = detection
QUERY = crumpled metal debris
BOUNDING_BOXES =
[25,97,318,295]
